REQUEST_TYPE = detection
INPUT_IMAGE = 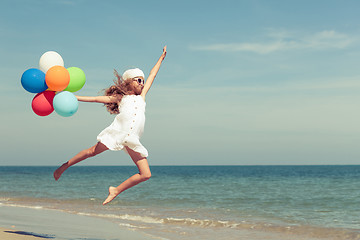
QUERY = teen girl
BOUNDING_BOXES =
[54,46,167,205]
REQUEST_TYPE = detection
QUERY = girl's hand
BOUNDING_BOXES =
[162,46,167,59]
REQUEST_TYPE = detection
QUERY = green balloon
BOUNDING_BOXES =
[64,67,86,92]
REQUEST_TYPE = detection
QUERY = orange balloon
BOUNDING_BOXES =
[45,66,70,91]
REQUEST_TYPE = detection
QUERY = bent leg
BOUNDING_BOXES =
[54,142,108,181]
[103,147,151,205]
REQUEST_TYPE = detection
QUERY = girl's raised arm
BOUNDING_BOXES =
[76,95,118,104]
[141,46,167,99]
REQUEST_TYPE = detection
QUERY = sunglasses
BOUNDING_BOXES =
[133,78,144,85]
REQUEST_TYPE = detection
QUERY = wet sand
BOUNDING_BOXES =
[0,205,156,240]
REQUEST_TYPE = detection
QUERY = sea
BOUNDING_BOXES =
[0,165,359,240]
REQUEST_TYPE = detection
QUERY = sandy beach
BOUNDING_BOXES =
[0,205,156,240]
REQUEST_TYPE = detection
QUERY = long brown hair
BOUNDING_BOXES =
[103,70,134,114]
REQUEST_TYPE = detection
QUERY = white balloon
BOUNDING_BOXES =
[39,51,64,73]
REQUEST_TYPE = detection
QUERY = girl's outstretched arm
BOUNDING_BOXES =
[76,95,118,104]
[141,46,167,99]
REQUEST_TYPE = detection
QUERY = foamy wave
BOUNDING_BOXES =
[80,212,360,239]
[163,217,360,239]
[116,214,164,224]
[77,212,242,229]
[76,213,251,235]
[163,217,241,228]
[118,223,148,229]
[78,212,163,224]
[1,203,43,209]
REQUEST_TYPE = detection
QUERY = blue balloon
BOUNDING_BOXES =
[53,91,79,117]
[21,68,47,93]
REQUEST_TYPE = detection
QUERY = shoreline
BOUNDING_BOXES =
[0,205,156,240]
[1,201,360,240]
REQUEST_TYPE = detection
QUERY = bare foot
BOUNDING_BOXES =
[103,186,120,205]
[53,163,68,181]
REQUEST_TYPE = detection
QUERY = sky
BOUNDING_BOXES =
[1,0,360,166]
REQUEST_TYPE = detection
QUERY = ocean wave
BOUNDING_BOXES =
[118,223,149,229]
[75,212,242,228]
[0,202,44,209]
[76,212,360,239]
[163,217,242,228]
[82,213,252,230]
[77,212,164,224]
[0,197,10,202]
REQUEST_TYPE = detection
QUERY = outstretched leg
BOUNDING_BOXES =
[103,147,151,205]
[54,142,108,181]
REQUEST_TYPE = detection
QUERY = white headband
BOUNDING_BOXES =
[122,68,145,81]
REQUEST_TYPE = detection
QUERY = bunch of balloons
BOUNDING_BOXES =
[21,51,86,117]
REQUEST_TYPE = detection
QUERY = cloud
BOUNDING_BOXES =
[236,76,360,92]
[190,41,288,54]
[283,76,360,91]
[190,30,356,54]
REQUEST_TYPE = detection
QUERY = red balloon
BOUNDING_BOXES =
[31,91,56,116]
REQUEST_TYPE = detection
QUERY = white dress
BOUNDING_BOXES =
[97,95,148,157]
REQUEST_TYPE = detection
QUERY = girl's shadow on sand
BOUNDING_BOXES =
[4,230,55,239]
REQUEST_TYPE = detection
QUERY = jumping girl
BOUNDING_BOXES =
[53,46,167,205]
